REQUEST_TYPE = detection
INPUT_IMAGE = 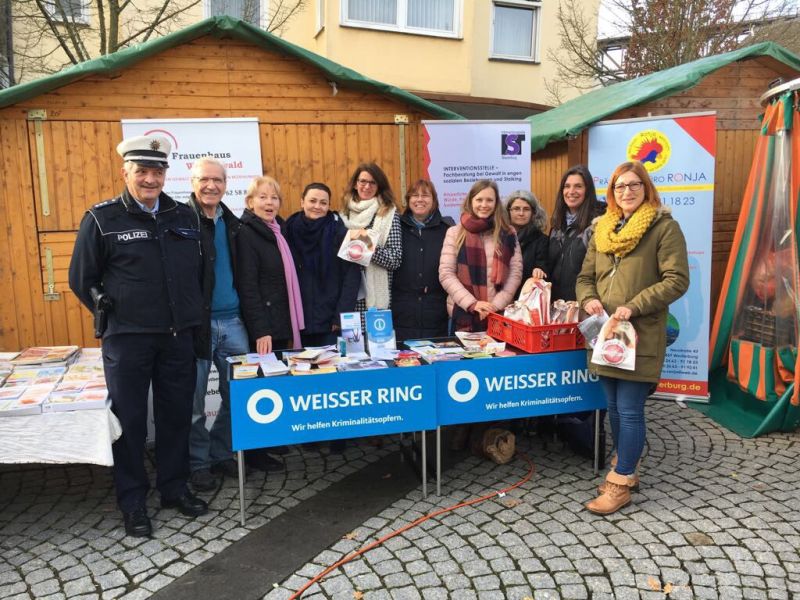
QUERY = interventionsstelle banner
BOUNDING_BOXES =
[588,113,715,400]
[423,120,531,222]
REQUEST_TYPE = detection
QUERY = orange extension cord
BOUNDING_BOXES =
[287,453,536,600]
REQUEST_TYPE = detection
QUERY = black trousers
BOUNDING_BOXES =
[102,330,196,512]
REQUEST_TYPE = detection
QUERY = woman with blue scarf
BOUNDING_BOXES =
[285,182,360,347]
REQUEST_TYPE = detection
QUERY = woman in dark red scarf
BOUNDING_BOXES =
[439,179,522,332]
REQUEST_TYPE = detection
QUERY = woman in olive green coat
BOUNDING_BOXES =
[576,160,689,516]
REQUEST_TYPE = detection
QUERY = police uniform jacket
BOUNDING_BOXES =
[187,194,242,360]
[235,209,292,345]
[68,189,203,336]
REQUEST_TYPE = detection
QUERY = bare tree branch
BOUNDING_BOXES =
[7,0,306,84]
[546,0,800,105]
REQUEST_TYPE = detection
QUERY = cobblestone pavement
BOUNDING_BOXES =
[2,400,799,599]
[0,444,395,600]
[264,401,800,600]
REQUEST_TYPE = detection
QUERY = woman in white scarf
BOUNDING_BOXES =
[340,162,402,311]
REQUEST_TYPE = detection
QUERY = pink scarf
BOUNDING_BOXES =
[266,219,305,348]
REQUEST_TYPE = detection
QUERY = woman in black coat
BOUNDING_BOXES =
[236,176,304,353]
[505,189,549,298]
[532,165,606,301]
[285,182,360,347]
[391,179,453,341]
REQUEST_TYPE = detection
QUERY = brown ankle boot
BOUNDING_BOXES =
[586,470,633,515]
[598,455,640,493]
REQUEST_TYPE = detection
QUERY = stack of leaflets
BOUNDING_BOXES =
[4,366,67,388]
[405,340,466,364]
[286,347,339,375]
[454,332,506,355]
[287,347,339,365]
[0,347,108,416]
[338,359,389,372]
[291,363,337,375]
[339,312,365,355]
[0,351,19,384]
[259,353,290,377]
[11,346,80,367]
[44,389,109,413]
[394,350,422,367]
[233,364,260,379]
[42,360,107,412]
[0,383,56,416]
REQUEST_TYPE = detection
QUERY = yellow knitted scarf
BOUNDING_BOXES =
[594,204,658,257]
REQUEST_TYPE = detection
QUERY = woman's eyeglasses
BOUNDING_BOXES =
[613,181,643,194]
[357,179,377,187]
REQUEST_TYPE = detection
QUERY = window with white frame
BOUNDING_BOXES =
[491,0,541,61]
[316,0,325,33]
[206,0,262,26]
[44,0,89,24]
[342,0,461,38]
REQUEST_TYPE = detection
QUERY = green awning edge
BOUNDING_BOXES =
[0,16,464,121]
[527,42,800,154]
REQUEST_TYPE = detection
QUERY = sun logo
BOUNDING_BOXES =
[627,130,671,172]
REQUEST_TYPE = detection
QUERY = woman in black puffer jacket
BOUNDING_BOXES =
[532,165,606,301]
[392,179,453,341]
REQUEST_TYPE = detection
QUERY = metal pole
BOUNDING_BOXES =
[238,449,246,526]
[421,431,427,499]
[436,426,441,496]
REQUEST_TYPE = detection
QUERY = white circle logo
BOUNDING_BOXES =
[448,370,479,403]
[373,317,386,332]
[247,389,284,424]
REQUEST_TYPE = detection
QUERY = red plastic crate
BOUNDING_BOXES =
[487,313,585,354]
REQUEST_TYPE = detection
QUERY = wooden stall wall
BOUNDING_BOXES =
[0,36,430,350]
[530,140,569,223]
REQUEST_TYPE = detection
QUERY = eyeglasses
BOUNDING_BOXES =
[194,177,225,185]
[613,181,643,194]
[410,193,432,199]
[509,206,532,213]
[357,179,377,187]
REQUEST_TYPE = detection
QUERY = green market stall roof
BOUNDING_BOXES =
[0,16,463,120]
[527,42,800,153]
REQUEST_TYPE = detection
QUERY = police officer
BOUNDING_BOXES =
[69,134,208,537]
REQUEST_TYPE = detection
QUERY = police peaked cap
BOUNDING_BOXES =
[117,134,171,168]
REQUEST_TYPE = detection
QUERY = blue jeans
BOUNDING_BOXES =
[190,316,250,471]
[599,376,653,476]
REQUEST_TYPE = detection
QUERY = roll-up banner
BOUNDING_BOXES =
[121,118,263,216]
[588,112,715,401]
[423,120,532,223]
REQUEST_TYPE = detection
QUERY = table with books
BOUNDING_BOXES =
[229,301,606,523]
[0,346,119,466]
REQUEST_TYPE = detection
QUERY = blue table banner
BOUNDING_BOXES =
[231,365,437,450]
[435,350,605,426]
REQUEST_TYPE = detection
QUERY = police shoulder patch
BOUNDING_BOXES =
[92,198,120,210]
